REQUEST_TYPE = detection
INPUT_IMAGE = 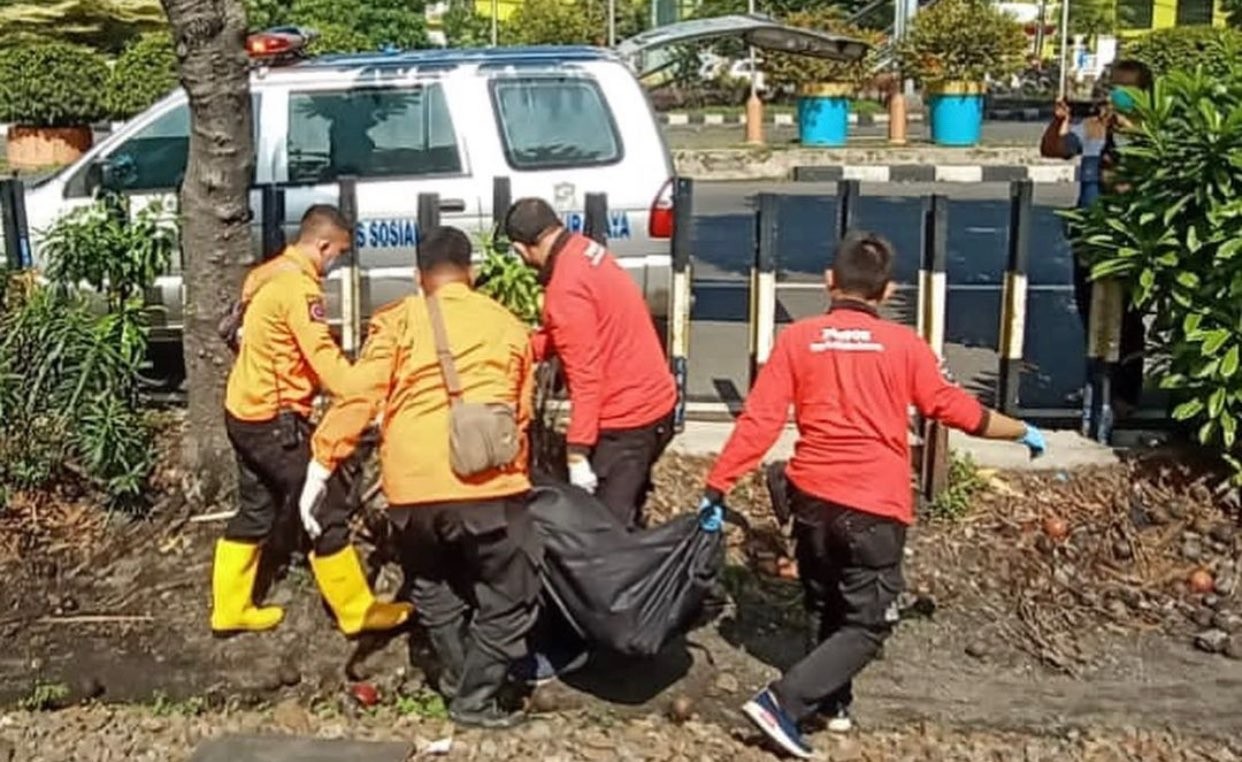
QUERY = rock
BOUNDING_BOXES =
[1226,638,1242,661]
[1108,600,1129,620]
[272,698,312,734]
[1205,594,1224,610]
[1112,541,1133,561]
[1182,540,1203,562]
[1217,576,1238,596]
[1169,502,1190,520]
[279,663,302,687]
[713,672,739,694]
[76,675,105,702]
[1212,611,1242,633]
[1193,608,1216,628]
[1194,629,1230,654]
[1035,535,1054,555]
[965,641,989,660]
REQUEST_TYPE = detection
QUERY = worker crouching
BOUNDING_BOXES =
[302,227,540,728]
[212,204,412,637]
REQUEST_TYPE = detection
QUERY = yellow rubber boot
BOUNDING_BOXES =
[309,546,414,636]
[210,539,284,633]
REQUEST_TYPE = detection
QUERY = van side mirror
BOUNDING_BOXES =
[84,157,129,196]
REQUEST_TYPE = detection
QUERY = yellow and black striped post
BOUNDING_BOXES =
[338,176,361,358]
[749,192,779,388]
[260,184,286,260]
[0,178,30,270]
[584,192,608,246]
[492,176,511,231]
[997,180,1033,415]
[669,177,694,433]
[835,179,859,242]
[1084,277,1124,442]
[917,194,949,501]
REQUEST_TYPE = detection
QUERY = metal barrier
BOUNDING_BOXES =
[669,178,694,434]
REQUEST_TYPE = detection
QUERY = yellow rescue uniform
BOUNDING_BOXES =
[311,282,534,506]
[224,246,353,421]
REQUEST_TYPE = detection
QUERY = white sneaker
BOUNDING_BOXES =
[826,707,853,734]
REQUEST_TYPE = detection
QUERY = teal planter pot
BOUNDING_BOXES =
[928,82,986,147]
[797,84,852,147]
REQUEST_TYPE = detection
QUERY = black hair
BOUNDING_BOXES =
[832,231,894,300]
[1112,59,1153,91]
[298,204,351,240]
[504,197,561,245]
[417,226,473,273]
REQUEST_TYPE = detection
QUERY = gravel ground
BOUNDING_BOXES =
[3,703,1242,762]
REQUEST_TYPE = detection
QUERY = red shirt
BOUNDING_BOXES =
[536,233,677,448]
[706,302,987,524]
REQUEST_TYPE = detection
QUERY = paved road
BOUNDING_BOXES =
[685,179,1100,415]
[665,120,1047,149]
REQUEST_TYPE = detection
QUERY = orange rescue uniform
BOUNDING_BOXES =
[224,247,354,421]
[311,282,534,506]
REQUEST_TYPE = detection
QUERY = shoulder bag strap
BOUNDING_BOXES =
[425,294,464,406]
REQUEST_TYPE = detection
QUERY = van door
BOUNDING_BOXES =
[275,80,481,330]
[56,93,265,343]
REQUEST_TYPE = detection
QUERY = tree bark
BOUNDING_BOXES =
[160,0,253,506]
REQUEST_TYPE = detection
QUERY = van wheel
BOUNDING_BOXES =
[138,345,186,393]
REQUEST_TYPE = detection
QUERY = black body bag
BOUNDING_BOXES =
[526,482,725,658]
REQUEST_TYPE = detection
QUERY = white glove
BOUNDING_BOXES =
[298,461,332,540]
[567,456,598,494]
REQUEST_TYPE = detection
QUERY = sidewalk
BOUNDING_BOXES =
[669,421,1118,472]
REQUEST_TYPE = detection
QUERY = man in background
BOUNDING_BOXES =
[1041,59,1153,416]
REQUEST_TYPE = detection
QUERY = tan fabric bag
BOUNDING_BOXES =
[425,295,521,477]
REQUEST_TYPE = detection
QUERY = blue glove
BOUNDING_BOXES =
[1019,423,1046,459]
[698,494,724,533]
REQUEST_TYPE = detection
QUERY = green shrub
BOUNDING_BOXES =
[0,196,175,510]
[1122,26,1242,79]
[928,452,985,520]
[442,0,494,48]
[0,40,111,127]
[765,10,885,92]
[1063,62,1242,479]
[895,0,1028,86]
[475,233,542,326]
[107,31,178,120]
[245,0,430,52]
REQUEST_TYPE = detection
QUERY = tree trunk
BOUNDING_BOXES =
[161,0,254,506]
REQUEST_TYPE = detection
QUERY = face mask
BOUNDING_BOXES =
[1110,88,1136,113]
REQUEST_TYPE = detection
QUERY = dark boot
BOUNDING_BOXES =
[449,647,524,729]
[426,620,467,701]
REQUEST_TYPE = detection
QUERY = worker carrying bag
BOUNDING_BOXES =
[426,294,521,477]
[526,481,728,658]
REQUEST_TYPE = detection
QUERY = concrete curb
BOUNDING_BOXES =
[792,163,1076,184]
[661,111,924,127]
[672,146,1062,181]
[670,421,1118,473]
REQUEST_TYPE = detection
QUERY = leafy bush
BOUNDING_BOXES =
[1121,26,1242,79]
[1063,62,1242,477]
[895,0,1027,87]
[927,452,985,520]
[245,0,430,52]
[441,5,492,47]
[504,0,596,45]
[765,10,885,92]
[0,40,110,127]
[475,233,542,326]
[0,196,175,510]
[442,0,495,47]
[107,31,178,120]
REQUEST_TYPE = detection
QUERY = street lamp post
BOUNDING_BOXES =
[1057,0,1071,98]
[491,0,498,46]
[608,0,616,47]
[744,0,764,144]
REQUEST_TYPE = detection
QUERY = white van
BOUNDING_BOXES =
[22,16,864,378]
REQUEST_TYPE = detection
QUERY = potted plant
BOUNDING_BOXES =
[766,11,883,147]
[0,41,111,169]
[896,0,1027,147]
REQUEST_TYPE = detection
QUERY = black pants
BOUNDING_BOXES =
[391,496,541,712]
[1071,254,1145,407]
[224,412,352,557]
[591,408,675,530]
[772,482,906,724]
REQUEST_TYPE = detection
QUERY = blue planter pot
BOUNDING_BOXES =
[928,86,985,147]
[797,86,851,147]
